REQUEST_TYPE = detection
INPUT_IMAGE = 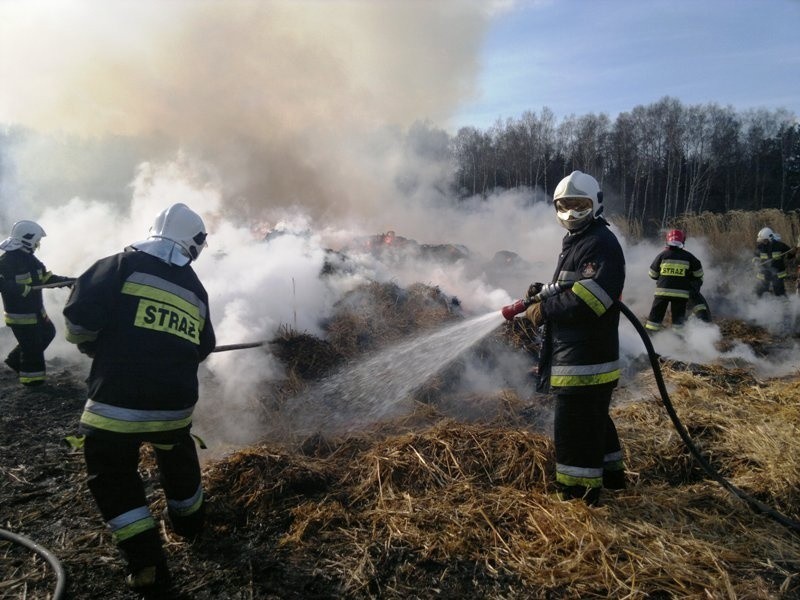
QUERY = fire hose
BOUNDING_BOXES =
[0,527,66,599]
[211,341,267,353]
[501,283,800,535]
[31,279,76,290]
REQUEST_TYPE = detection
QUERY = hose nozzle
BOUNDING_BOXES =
[501,282,570,321]
[501,298,530,320]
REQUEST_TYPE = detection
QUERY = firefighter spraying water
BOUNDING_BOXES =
[500,215,800,534]
[500,170,626,505]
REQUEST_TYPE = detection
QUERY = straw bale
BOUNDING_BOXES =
[270,326,343,379]
[324,281,462,357]
[205,446,334,519]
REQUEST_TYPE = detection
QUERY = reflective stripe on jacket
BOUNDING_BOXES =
[63,248,216,439]
[538,219,626,394]
[648,247,703,299]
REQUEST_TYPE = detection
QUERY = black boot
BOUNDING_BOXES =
[603,469,626,490]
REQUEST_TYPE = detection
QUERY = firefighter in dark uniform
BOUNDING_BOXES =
[0,220,73,386]
[63,203,216,595]
[688,285,712,323]
[753,227,795,297]
[645,229,704,332]
[523,170,626,505]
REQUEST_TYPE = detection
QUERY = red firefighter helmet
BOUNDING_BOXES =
[666,229,685,248]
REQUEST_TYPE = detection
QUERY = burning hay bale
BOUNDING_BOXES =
[323,281,462,358]
[270,325,343,380]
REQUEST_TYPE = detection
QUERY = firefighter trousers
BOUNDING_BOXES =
[755,274,786,297]
[4,314,55,386]
[84,431,205,573]
[554,389,624,504]
[646,296,687,330]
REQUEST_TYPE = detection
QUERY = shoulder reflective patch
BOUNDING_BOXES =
[572,279,613,316]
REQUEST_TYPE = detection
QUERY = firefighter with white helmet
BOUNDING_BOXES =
[645,229,705,332]
[0,220,73,385]
[522,170,626,504]
[753,226,795,297]
[63,203,215,595]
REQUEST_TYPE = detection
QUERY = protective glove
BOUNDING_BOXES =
[525,302,545,328]
[77,342,97,358]
[526,282,543,301]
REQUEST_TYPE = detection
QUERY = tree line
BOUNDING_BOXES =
[444,96,799,234]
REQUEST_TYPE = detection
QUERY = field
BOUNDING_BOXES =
[2,212,800,599]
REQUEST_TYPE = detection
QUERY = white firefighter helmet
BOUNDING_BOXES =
[131,203,207,266]
[552,171,603,232]
[0,220,46,253]
[757,227,774,242]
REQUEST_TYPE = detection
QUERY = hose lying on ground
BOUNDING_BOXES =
[617,300,800,535]
[0,527,66,599]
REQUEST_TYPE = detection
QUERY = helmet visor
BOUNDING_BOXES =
[555,197,593,212]
[555,197,593,224]
[193,231,208,248]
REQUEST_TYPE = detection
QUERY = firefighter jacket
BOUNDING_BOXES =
[63,248,216,441]
[648,246,704,299]
[0,249,69,325]
[537,219,626,395]
[753,240,793,280]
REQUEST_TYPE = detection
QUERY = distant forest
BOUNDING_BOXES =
[442,96,799,234]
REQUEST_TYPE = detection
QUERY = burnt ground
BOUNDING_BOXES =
[2,312,800,599]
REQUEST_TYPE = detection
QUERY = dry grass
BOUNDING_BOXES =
[4,275,800,598]
[613,209,800,264]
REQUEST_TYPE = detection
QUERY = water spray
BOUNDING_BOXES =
[501,282,800,535]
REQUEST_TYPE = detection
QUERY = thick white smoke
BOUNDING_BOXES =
[1,1,796,449]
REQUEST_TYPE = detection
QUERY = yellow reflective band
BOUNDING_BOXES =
[113,516,156,542]
[151,443,176,450]
[169,487,204,517]
[556,472,602,488]
[178,493,203,517]
[572,282,607,316]
[65,331,97,344]
[550,369,621,387]
[133,299,201,343]
[654,289,690,298]
[64,435,86,450]
[80,409,192,434]
[4,313,37,325]
[122,281,202,321]
[20,373,46,384]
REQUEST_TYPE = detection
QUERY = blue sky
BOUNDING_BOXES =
[451,0,800,129]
